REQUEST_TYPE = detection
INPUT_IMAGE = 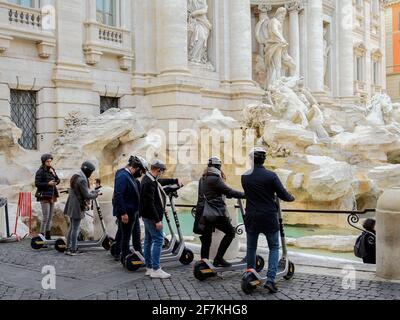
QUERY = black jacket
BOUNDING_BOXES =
[194,167,245,234]
[139,173,178,224]
[34,166,60,201]
[112,168,140,218]
[241,165,295,233]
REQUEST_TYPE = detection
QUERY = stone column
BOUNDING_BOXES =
[338,0,354,99]
[307,0,324,93]
[376,187,400,280]
[286,1,303,77]
[156,0,189,75]
[87,0,97,22]
[229,0,253,85]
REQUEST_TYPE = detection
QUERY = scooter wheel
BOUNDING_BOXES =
[102,236,113,251]
[179,248,194,265]
[255,255,265,273]
[31,236,45,250]
[110,242,117,257]
[193,261,210,281]
[125,253,144,272]
[241,272,258,295]
[284,261,295,280]
[55,238,67,253]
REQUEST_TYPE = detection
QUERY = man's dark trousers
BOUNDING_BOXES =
[115,212,142,261]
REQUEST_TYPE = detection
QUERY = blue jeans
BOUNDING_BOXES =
[247,231,280,284]
[143,218,164,271]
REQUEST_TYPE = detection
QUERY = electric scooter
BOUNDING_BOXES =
[193,199,265,281]
[240,198,295,294]
[124,184,194,271]
[53,187,114,253]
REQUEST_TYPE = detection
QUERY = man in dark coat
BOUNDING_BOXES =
[195,157,245,268]
[241,148,295,293]
[64,161,99,256]
[112,156,148,264]
[140,160,179,279]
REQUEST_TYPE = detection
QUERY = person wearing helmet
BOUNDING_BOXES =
[140,159,179,279]
[194,157,245,268]
[241,147,295,293]
[34,154,60,240]
[112,156,148,264]
[64,161,100,256]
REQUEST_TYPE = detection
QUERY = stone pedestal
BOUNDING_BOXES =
[210,201,239,261]
[376,187,400,280]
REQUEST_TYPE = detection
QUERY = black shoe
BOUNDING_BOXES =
[264,282,278,294]
[213,258,232,268]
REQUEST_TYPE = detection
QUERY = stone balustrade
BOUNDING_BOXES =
[8,6,42,28]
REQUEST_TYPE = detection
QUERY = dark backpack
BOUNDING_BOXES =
[354,233,367,258]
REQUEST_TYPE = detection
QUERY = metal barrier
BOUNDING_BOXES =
[168,203,376,240]
[0,197,11,239]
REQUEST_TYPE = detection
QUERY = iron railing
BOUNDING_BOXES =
[168,203,376,242]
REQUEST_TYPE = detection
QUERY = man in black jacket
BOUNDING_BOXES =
[140,160,179,279]
[195,157,245,268]
[112,156,148,264]
[241,148,295,294]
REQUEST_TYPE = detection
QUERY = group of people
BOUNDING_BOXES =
[33,148,375,293]
[193,148,295,293]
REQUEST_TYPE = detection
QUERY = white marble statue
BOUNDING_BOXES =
[187,0,212,65]
[256,7,296,89]
[323,27,331,87]
[366,93,393,126]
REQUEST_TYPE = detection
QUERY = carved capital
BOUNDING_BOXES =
[257,3,272,13]
[285,0,304,12]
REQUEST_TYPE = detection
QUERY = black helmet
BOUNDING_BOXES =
[208,156,222,169]
[41,153,53,164]
[151,159,167,171]
[129,156,148,172]
[81,161,96,178]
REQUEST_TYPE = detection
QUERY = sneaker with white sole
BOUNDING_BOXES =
[145,268,153,276]
[150,268,171,279]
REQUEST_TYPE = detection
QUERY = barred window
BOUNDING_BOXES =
[100,96,119,114]
[10,90,37,150]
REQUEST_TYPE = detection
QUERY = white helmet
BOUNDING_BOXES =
[249,147,267,159]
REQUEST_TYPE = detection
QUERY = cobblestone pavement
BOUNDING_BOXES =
[0,240,399,300]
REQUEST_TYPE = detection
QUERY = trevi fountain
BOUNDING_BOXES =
[0,1,394,259]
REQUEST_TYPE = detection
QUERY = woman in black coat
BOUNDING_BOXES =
[194,157,245,267]
[35,154,60,240]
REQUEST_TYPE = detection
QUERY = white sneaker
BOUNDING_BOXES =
[145,268,153,276]
[150,268,171,279]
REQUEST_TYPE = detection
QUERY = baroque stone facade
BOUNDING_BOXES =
[0,0,387,152]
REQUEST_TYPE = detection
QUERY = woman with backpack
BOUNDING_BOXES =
[354,218,376,264]
[35,154,60,240]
